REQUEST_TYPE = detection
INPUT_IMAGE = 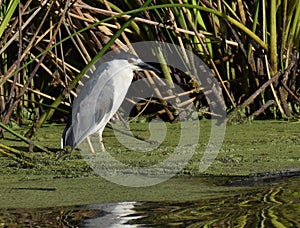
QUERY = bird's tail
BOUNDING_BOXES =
[61,126,75,150]
[61,110,76,150]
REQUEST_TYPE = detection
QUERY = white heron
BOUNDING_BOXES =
[61,53,159,152]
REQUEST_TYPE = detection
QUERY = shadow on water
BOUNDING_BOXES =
[1,176,299,227]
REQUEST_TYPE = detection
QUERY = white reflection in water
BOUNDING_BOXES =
[83,201,142,228]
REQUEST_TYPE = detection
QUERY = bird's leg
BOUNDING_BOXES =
[86,136,95,154]
[98,133,106,152]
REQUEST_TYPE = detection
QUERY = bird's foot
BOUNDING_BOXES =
[99,141,106,152]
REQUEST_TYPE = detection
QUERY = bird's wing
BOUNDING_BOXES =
[63,61,133,149]
[70,63,115,147]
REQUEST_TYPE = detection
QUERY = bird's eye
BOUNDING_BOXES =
[128,58,135,64]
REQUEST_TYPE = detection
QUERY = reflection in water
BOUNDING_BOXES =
[131,190,294,227]
[0,177,299,227]
[83,202,141,227]
[130,177,300,227]
[0,202,141,228]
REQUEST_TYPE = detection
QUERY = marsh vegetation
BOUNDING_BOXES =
[0,1,299,181]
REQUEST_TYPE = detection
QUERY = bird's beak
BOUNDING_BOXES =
[138,62,161,74]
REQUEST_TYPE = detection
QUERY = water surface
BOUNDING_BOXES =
[1,176,299,227]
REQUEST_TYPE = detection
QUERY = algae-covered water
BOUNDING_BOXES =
[0,120,299,226]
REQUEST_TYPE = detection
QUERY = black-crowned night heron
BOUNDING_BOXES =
[61,53,159,152]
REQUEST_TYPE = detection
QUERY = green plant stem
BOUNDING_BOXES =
[287,1,300,49]
[280,0,288,71]
[156,47,174,88]
[247,0,260,60]
[0,148,34,167]
[0,0,20,38]
[0,143,32,159]
[270,0,278,72]
[0,122,49,152]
